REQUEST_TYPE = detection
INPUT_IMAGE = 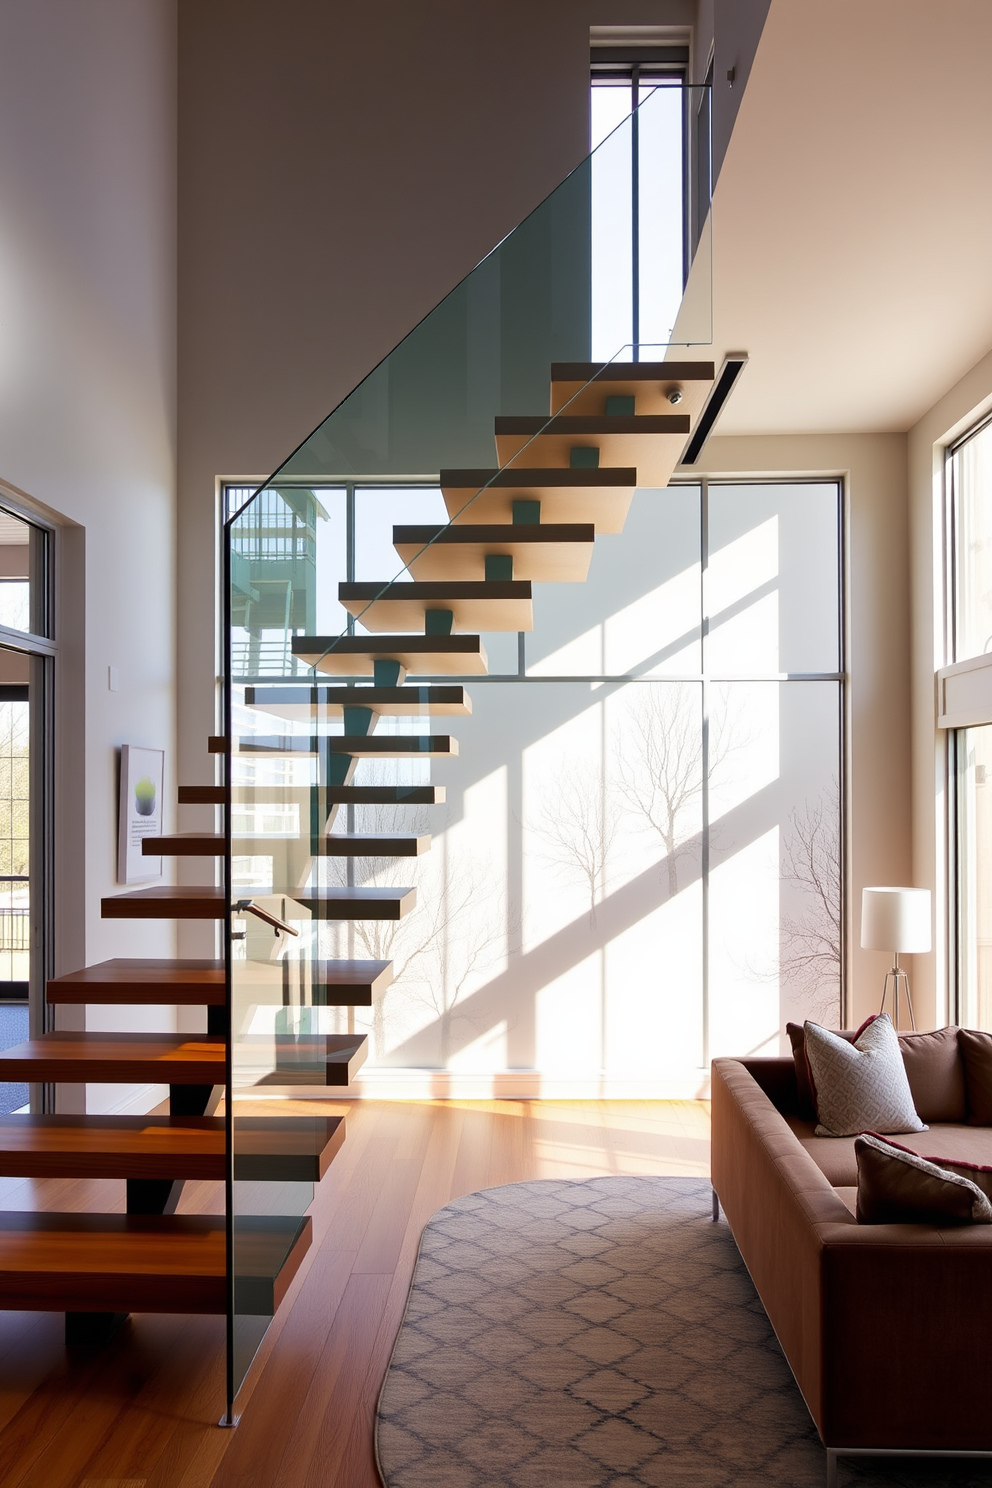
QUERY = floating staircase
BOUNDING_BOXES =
[0,356,716,1413]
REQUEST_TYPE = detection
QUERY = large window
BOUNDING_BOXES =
[229,478,845,1081]
[948,415,992,1028]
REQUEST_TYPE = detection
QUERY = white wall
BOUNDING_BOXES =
[0,0,178,1111]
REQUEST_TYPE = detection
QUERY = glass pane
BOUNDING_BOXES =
[706,483,840,677]
[708,681,842,1060]
[0,509,47,638]
[953,420,992,662]
[958,724,992,1029]
[0,661,29,1116]
[528,484,701,677]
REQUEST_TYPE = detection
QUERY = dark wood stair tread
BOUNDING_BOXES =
[243,1033,368,1088]
[143,833,224,856]
[243,684,472,720]
[47,958,226,1006]
[104,885,416,921]
[290,634,488,676]
[338,581,533,633]
[178,784,225,804]
[311,958,393,1006]
[324,784,445,805]
[235,734,458,757]
[231,834,431,858]
[102,886,227,920]
[0,1113,345,1183]
[0,1032,225,1083]
[494,412,690,434]
[0,1212,310,1315]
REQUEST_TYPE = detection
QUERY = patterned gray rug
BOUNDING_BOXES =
[376,1177,992,1488]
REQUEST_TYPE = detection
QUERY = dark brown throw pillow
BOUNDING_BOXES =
[959,1028,992,1124]
[898,1025,968,1123]
[855,1133,992,1225]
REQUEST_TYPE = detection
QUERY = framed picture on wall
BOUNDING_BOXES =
[117,745,164,884]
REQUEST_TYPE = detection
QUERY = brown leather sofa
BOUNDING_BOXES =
[711,1034,992,1482]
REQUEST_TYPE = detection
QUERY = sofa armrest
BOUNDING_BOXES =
[737,1055,800,1114]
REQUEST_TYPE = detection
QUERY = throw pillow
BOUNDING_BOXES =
[898,1025,968,1123]
[856,1133,992,1225]
[959,1028,992,1124]
[786,1020,863,1118]
[804,1014,927,1136]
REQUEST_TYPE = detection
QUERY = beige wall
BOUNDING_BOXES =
[909,346,992,1027]
[174,0,695,928]
[0,0,178,1111]
[698,433,913,1027]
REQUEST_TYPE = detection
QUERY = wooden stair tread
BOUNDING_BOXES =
[290,634,488,676]
[231,834,430,858]
[243,684,472,720]
[102,885,227,920]
[0,1212,310,1315]
[324,784,444,805]
[393,523,595,582]
[144,833,223,856]
[178,784,225,804]
[311,957,393,1006]
[493,414,689,476]
[339,581,533,633]
[0,1032,225,1083]
[0,1114,345,1182]
[47,958,226,1005]
[240,1033,368,1088]
[550,359,715,417]
[235,734,458,757]
[284,887,417,921]
[440,468,635,534]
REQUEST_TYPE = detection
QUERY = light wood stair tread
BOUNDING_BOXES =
[493,414,689,475]
[0,1114,345,1183]
[290,633,489,676]
[0,1211,310,1316]
[393,523,595,582]
[339,580,533,633]
[550,359,715,417]
[440,468,635,534]
[243,684,472,720]
[0,1031,225,1083]
[47,958,226,1005]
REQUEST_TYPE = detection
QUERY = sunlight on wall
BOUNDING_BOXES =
[709,827,781,1060]
[536,954,604,1075]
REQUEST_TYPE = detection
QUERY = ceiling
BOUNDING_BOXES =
[684,0,992,436]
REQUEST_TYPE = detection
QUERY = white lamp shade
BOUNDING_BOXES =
[861,887,932,954]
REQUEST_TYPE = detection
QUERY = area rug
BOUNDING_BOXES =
[375,1177,992,1488]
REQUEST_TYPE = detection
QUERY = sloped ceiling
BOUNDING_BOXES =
[694,0,992,435]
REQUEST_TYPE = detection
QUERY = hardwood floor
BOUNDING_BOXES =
[0,1098,710,1488]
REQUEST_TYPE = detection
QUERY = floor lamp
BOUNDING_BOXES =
[860,887,931,1031]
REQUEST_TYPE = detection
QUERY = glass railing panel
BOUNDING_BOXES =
[224,82,713,1418]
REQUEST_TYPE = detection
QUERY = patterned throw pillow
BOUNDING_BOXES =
[804,1014,927,1137]
[856,1133,992,1224]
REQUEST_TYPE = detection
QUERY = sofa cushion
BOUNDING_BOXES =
[786,1118,992,1188]
[855,1133,992,1224]
[788,1021,967,1123]
[805,1015,926,1136]
[959,1028,992,1124]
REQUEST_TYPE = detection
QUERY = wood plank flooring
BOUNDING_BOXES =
[0,1098,710,1488]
